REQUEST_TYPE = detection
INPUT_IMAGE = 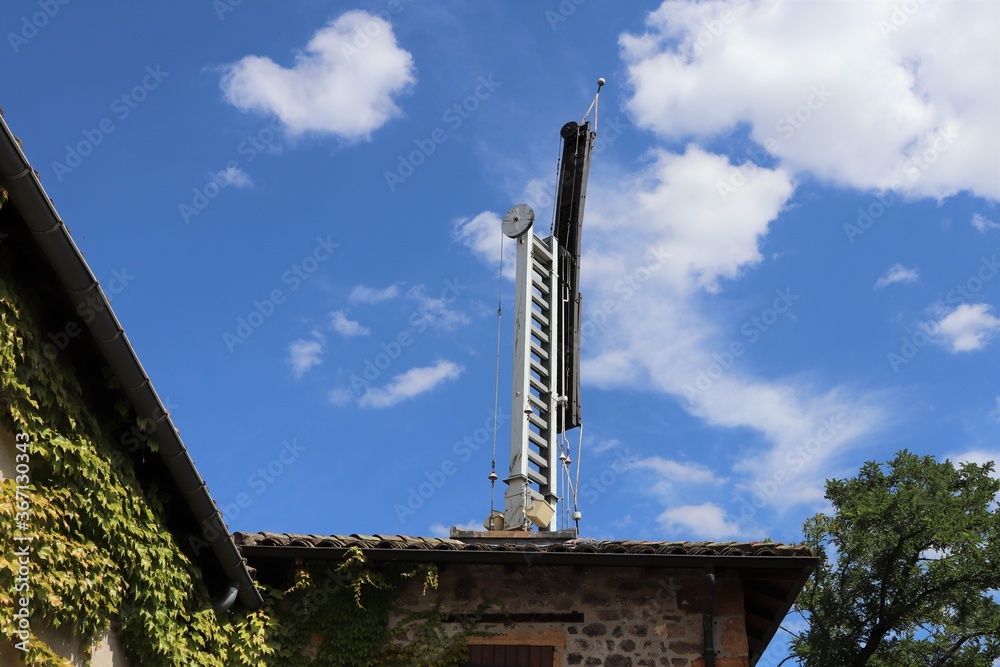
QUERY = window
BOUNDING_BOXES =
[466,644,555,666]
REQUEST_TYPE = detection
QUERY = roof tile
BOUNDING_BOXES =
[232,532,813,558]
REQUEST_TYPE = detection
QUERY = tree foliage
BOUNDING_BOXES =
[790,450,1000,667]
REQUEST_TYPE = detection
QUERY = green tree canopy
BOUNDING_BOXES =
[789,450,1000,667]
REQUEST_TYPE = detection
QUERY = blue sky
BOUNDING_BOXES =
[4,0,999,638]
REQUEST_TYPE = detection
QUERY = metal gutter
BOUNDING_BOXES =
[0,113,262,610]
[238,544,820,571]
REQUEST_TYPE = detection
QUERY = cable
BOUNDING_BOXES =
[581,77,605,134]
[549,136,562,239]
[489,233,505,522]
[573,421,583,531]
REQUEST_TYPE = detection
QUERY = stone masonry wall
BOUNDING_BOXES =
[390,563,748,667]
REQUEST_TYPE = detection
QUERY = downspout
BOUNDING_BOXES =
[214,583,240,613]
[703,569,716,667]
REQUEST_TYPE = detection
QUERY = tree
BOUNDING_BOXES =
[788,450,1000,666]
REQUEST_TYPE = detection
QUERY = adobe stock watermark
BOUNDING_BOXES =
[522,115,627,216]
[886,254,1000,372]
[341,0,408,61]
[223,236,339,352]
[11,431,33,653]
[337,278,467,402]
[384,75,502,192]
[114,396,181,464]
[215,439,306,526]
[188,439,305,555]
[179,116,282,224]
[580,246,670,347]
[545,0,589,30]
[718,85,833,201]
[734,414,846,524]
[41,267,136,360]
[579,447,641,505]
[683,288,800,399]
[394,408,510,523]
[665,0,752,63]
[877,0,929,37]
[8,0,72,53]
[50,66,170,182]
[844,125,959,244]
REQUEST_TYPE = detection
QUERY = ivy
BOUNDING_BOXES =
[0,275,235,665]
[0,268,487,666]
[235,547,491,667]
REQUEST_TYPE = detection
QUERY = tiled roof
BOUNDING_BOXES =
[233,532,813,558]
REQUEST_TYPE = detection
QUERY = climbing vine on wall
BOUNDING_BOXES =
[248,547,491,667]
[0,267,485,666]
[0,274,239,665]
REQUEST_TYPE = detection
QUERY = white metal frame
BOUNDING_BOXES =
[504,232,560,530]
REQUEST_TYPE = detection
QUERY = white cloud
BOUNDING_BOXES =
[215,164,253,188]
[328,310,370,337]
[949,449,1000,480]
[629,456,723,485]
[934,303,1000,352]
[453,211,516,280]
[590,438,622,455]
[429,520,480,537]
[656,502,746,539]
[463,145,884,513]
[328,387,354,406]
[875,263,919,289]
[220,10,416,139]
[349,283,401,304]
[358,360,463,408]
[288,337,324,378]
[621,0,1000,200]
[575,146,882,508]
[585,145,794,294]
[972,213,1000,232]
[410,284,469,331]
[629,456,726,508]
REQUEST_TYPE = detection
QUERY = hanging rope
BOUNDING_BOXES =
[488,233,505,521]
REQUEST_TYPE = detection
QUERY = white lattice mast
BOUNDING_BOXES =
[502,80,602,532]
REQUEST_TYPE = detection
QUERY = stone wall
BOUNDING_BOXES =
[390,563,748,667]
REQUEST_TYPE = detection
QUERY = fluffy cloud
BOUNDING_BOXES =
[656,502,746,539]
[875,263,919,289]
[215,164,252,188]
[452,211,513,278]
[358,360,463,408]
[972,213,1000,232]
[220,10,415,139]
[580,146,881,508]
[328,310,369,337]
[349,283,401,304]
[949,448,1000,480]
[629,456,723,485]
[934,303,1000,352]
[589,145,794,293]
[409,285,469,331]
[621,0,1000,200]
[288,337,324,378]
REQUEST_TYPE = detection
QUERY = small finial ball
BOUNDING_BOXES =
[597,77,606,87]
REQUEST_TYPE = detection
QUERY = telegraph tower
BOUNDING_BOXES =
[456,79,603,539]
